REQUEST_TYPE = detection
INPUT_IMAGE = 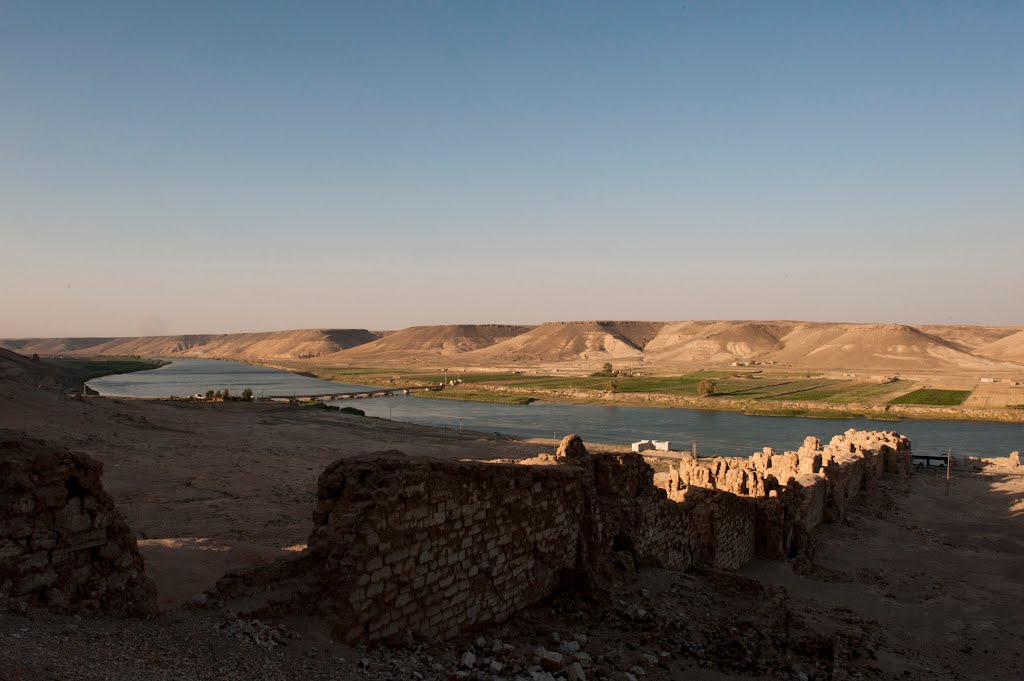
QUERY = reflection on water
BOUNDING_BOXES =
[88,359,1024,458]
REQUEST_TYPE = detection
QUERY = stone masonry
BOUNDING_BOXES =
[214,431,911,644]
[0,431,157,615]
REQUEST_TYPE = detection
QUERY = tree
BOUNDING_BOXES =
[602,362,613,375]
[241,388,253,401]
[697,379,717,397]
[214,390,223,400]
[222,388,231,401]
[30,353,40,362]
[205,390,215,400]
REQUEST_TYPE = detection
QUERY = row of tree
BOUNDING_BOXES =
[203,388,254,401]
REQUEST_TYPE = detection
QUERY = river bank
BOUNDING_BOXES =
[420,384,1024,423]
[284,364,1024,424]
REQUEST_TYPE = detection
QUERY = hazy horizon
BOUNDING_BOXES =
[3,2,1022,337]
[4,316,1024,341]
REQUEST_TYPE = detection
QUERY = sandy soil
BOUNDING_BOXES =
[0,380,604,605]
[743,466,1024,680]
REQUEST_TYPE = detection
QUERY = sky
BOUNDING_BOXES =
[2,1,1022,337]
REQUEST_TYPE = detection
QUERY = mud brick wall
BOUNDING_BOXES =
[0,433,157,615]
[308,454,587,642]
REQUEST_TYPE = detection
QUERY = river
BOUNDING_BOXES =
[87,359,1024,458]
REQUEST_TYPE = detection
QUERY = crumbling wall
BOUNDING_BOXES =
[297,447,709,642]
[308,453,587,641]
[215,430,911,643]
[0,433,157,615]
[656,429,911,557]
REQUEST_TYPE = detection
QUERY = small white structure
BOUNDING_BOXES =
[631,439,672,453]
[980,377,996,383]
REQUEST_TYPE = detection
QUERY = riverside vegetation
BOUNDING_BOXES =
[288,366,1023,422]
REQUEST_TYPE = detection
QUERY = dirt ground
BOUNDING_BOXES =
[2,380,1023,680]
[0,381,612,606]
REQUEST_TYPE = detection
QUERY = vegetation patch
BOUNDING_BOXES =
[743,406,902,421]
[299,400,339,410]
[61,357,167,382]
[417,390,535,405]
[338,406,365,416]
[888,389,972,406]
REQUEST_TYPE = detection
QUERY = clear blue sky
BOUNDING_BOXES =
[2,1,1022,336]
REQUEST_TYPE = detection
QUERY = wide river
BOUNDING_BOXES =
[88,359,1024,458]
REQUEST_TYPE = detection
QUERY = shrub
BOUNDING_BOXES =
[698,379,717,397]
[241,388,253,401]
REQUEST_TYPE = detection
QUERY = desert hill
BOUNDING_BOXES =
[919,325,1023,353]
[976,330,1024,364]
[759,323,1017,372]
[0,329,379,361]
[458,321,666,366]
[643,321,789,365]
[5,321,1023,373]
[322,325,531,364]
[0,348,69,388]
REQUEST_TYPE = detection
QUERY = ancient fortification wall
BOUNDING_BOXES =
[0,432,157,615]
[215,430,911,643]
[656,429,912,560]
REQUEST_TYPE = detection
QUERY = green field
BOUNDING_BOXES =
[61,358,167,382]
[417,389,535,405]
[888,389,972,406]
[769,380,910,404]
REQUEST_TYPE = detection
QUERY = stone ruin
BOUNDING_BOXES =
[0,431,157,615]
[212,429,912,644]
[656,429,912,561]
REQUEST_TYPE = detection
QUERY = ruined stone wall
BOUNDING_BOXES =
[216,430,911,643]
[307,453,587,642]
[655,429,912,558]
[0,432,157,615]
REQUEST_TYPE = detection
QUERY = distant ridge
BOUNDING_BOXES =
[323,324,533,364]
[4,321,1023,372]
[976,329,1024,364]
[458,321,666,365]
[0,329,379,361]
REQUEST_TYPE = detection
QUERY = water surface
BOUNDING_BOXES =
[87,358,376,398]
[88,359,1024,458]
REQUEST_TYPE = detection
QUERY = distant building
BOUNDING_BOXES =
[631,439,672,453]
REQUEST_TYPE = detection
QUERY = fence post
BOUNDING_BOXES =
[946,448,951,495]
